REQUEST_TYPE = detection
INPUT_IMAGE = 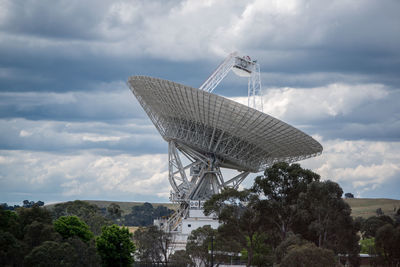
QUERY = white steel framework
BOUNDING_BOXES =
[128,75,323,232]
[128,54,322,234]
[199,52,264,111]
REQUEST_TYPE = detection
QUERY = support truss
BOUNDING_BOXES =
[166,140,249,231]
[169,140,249,203]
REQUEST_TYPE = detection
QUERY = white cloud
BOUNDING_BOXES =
[2,138,398,202]
[82,135,121,142]
[19,130,32,137]
[0,150,170,201]
[302,139,400,197]
[230,83,388,122]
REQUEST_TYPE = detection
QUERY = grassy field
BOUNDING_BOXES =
[47,198,399,218]
[344,198,400,218]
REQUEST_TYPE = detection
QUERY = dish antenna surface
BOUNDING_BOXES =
[128,52,322,233]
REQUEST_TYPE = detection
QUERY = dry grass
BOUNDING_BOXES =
[344,198,400,218]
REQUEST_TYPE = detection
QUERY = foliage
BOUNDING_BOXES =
[23,200,45,208]
[1,200,44,211]
[240,232,273,267]
[297,181,360,252]
[0,230,25,267]
[395,208,400,226]
[252,162,320,241]
[345,193,354,198]
[17,205,53,230]
[24,237,101,267]
[1,205,59,266]
[133,225,173,266]
[205,163,362,266]
[0,203,112,267]
[66,236,101,267]
[375,224,400,266]
[52,200,112,235]
[96,224,135,267]
[376,207,384,216]
[0,208,20,236]
[54,215,94,242]
[23,220,61,251]
[361,215,393,238]
[24,240,77,267]
[169,250,195,267]
[186,225,217,267]
[280,242,337,267]
[360,237,376,254]
[204,188,264,266]
[274,233,307,264]
[107,203,122,221]
[124,202,173,226]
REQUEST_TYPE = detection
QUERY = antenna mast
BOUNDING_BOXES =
[199,51,264,112]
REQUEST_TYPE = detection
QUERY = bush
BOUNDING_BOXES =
[96,225,135,267]
[54,216,94,243]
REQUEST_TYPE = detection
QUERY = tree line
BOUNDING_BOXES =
[134,162,400,267]
[1,162,399,266]
[0,202,135,266]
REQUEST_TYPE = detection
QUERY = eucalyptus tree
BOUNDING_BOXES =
[252,162,320,241]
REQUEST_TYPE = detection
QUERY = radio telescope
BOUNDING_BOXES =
[128,52,322,243]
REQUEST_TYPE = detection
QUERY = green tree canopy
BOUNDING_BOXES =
[54,216,94,243]
[169,250,195,267]
[375,224,400,266]
[280,242,337,267]
[252,162,320,241]
[17,205,52,236]
[133,225,173,266]
[24,220,61,251]
[361,215,394,238]
[0,207,20,237]
[296,180,360,266]
[274,233,307,264]
[24,241,76,267]
[360,237,376,254]
[204,188,264,266]
[107,203,122,220]
[52,200,112,235]
[0,230,24,267]
[96,224,135,267]
[186,225,217,267]
[124,202,174,226]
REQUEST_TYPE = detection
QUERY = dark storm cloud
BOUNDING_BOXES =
[0,89,145,121]
[0,45,204,93]
[0,0,399,203]
[0,0,109,40]
[1,0,399,95]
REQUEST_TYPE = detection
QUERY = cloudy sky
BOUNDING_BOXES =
[1,0,399,205]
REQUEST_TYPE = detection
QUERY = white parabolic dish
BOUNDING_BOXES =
[128,76,323,173]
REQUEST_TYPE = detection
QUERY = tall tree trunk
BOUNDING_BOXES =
[247,237,254,267]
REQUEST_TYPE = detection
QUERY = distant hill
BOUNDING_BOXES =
[46,198,399,218]
[344,198,400,218]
